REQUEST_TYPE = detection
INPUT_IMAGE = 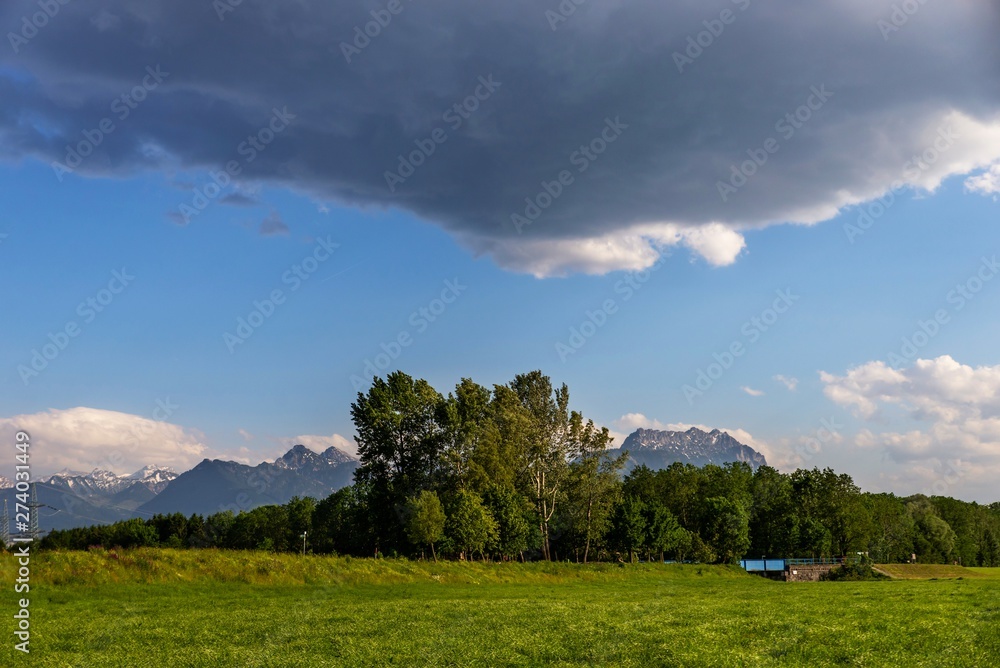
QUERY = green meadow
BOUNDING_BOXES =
[3,549,999,667]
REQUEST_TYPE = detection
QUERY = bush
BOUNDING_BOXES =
[822,556,886,581]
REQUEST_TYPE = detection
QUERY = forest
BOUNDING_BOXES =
[40,371,1000,566]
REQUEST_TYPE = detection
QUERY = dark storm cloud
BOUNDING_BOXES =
[2,0,999,274]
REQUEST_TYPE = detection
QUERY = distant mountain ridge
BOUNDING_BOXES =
[137,444,357,517]
[1,445,357,533]
[611,427,767,471]
[40,465,177,497]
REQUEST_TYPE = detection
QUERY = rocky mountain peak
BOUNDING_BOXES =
[614,426,767,471]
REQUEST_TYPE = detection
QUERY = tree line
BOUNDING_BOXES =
[40,371,1000,566]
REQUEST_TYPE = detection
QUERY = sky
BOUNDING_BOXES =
[1,0,999,502]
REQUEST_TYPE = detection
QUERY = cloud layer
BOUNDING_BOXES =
[2,1,1000,275]
[0,407,208,475]
[821,356,1000,497]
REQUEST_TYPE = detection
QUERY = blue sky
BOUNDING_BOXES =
[1,0,999,502]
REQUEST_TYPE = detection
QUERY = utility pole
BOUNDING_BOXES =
[2,499,9,548]
[28,483,42,541]
[301,531,307,556]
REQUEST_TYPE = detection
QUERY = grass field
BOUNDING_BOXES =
[873,563,996,579]
[3,549,999,667]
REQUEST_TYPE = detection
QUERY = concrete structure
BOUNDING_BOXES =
[740,558,845,581]
[784,563,837,581]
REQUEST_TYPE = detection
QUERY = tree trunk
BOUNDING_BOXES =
[430,543,437,563]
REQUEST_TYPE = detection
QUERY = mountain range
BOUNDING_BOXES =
[138,445,357,516]
[1,427,766,533]
[0,444,358,533]
[611,427,767,471]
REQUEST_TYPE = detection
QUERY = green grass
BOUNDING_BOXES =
[873,563,992,579]
[3,549,998,667]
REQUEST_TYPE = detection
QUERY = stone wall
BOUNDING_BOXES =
[784,564,837,581]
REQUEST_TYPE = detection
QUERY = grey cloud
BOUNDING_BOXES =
[259,211,289,236]
[2,0,999,274]
[219,192,260,207]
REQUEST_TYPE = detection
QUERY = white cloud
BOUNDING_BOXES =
[278,433,358,458]
[774,375,799,391]
[821,356,1000,499]
[0,407,208,476]
[238,429,254,442]
[469,222,745,278]
[965,162,1000,198]
[741,386,765,397]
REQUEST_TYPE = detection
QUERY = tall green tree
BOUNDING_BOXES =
[482,483,535,561]
[609,495,647,563]
[351,371,445,551]
[748,466,796,557]
[406,490,446,561]
[699,497,751,564]
[445,489,498,561]
[564,416,625,562]
[510,371,571,560]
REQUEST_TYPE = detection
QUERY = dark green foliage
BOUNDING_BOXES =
[444,489,498,560]
[822,556,886,581]
[482,483,535,561]
[405,490,446,560]
[608,495,647,562]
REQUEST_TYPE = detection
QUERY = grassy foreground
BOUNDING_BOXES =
[3,549,999,667]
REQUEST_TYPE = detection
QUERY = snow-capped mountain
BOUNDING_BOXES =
[2,446,355,532]
[612,427,767,470]
[39,466,178,500]
[126,465,178,493]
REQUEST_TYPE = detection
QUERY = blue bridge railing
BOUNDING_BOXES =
[739,557,850,571]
